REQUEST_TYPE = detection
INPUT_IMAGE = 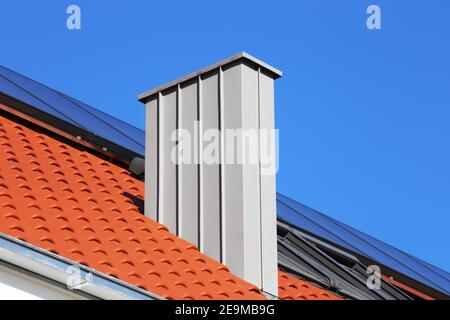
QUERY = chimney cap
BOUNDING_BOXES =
[137,52,282,103]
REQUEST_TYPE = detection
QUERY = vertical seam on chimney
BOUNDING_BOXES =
[257,67,264,290]
[218,67,225,264]
[157,92,162,222]
[176,85,181,236]
[198,76,203,251]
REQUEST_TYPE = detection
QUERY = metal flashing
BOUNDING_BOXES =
[138,52,282,102]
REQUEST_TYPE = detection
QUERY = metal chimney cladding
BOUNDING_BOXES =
[139,52,282,296]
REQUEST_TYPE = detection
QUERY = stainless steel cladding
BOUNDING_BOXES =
[139,52,282,296]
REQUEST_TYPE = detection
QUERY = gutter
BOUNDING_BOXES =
[0,232,163,300]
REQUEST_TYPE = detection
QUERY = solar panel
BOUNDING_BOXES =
[0,65,145,156]
[276,192,450,295]
[61,93,145,151]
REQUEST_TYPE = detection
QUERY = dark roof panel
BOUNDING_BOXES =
[0,65,144,156]
[276,193,450,296]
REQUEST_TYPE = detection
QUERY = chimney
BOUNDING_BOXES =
[138,52,282,296]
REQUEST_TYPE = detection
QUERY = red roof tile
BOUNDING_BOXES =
[278,271,342,300]
[0,114,264,300]
[0,111,342,300]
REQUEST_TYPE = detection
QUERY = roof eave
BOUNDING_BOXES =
[0,232,163,300]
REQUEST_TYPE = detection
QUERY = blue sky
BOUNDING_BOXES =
[1,1,449,272]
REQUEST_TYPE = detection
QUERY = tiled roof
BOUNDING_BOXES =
[0,113,264,300]
[0,111,342,300]
[278,271,342,300]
